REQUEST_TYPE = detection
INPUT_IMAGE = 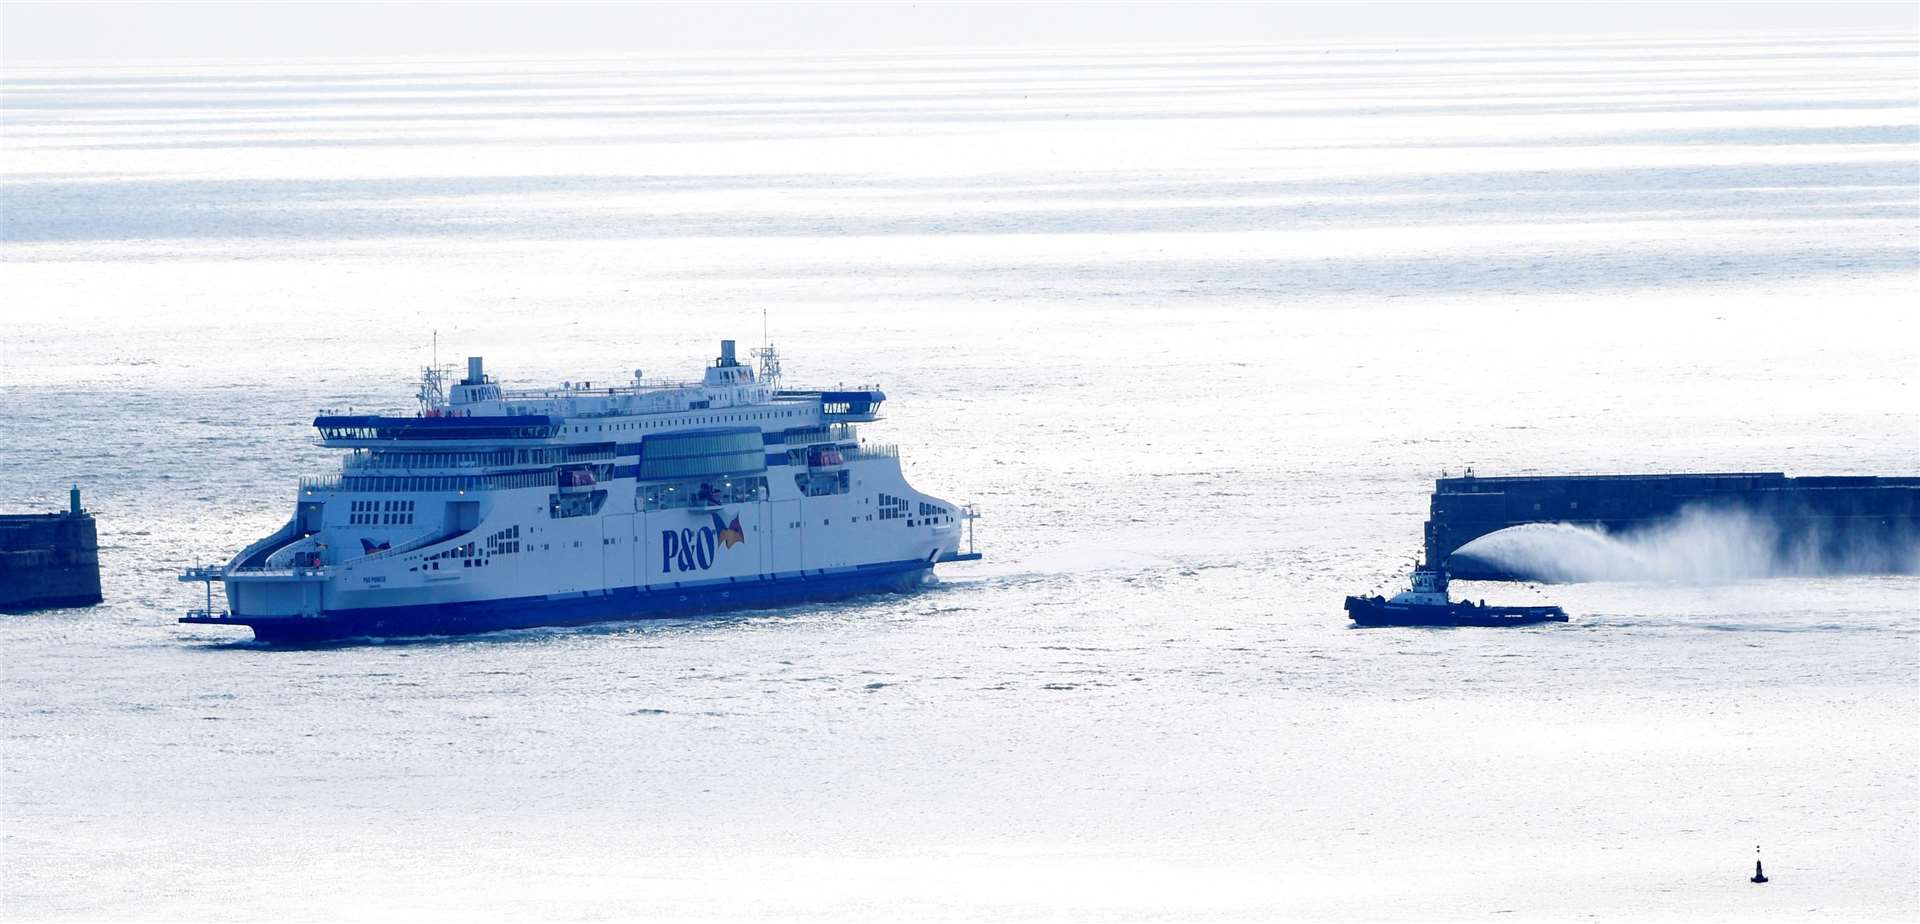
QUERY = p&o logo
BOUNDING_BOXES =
[661,512,747,573]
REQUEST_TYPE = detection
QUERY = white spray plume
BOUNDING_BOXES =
[1450,506,1920,584]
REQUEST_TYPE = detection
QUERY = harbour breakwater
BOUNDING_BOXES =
[0,487,103,612]
[1428,473,1920,582]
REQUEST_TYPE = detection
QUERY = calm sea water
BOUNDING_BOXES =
[3,33,1917,920]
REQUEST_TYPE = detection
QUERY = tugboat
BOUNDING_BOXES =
[1345,562,1566,627]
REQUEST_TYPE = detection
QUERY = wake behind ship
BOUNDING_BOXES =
[181,341,978,643]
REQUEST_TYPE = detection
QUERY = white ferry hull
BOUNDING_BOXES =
[180,341,977,643]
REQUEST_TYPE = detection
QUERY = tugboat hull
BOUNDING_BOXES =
[1344,595,1566,628]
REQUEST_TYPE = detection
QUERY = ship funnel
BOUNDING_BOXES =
[466,356,484,384]
[720,340,737,365]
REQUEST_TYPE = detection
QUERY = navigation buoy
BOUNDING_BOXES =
[1750,846,1768,884]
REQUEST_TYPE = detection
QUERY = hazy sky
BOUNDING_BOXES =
[4,1,1915,63]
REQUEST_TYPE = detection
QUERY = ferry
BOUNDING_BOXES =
[1344,563,1566,628]
[180,340,979,643]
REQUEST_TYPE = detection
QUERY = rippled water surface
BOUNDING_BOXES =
[3,33,1918,920]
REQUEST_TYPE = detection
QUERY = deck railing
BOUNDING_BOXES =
[300,469,562,494]
[228,564,331,577]
[780,422,858,444]
[343,446,612,472]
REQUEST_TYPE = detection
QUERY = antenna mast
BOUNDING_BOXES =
[417,329,448,414]
[752,309,782,390]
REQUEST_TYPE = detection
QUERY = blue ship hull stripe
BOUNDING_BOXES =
[188,558,935,643]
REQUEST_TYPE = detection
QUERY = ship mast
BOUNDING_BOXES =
[751,310,782,390]
[414,330,458,413]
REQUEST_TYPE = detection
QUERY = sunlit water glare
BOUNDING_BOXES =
[3,32,1917,921]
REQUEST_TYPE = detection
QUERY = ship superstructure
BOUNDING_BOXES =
[182,340,977,642]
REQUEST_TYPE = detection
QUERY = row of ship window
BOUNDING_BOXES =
[349,498,415,525]
[426,542,477,562]
[565,408,803,434]
[641,431,764,459]
[358,447,607,469]
[638,477,768,511]
[876,495,951,524]
[410,536,552,571]
[342,492,947,530]
[328,472,554,493]
[484,525,522,556]
[796,514,951,526]
[401,500,950,574]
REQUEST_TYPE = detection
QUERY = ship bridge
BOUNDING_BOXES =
[776,388,885,423]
